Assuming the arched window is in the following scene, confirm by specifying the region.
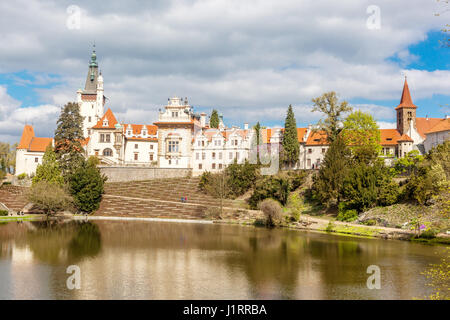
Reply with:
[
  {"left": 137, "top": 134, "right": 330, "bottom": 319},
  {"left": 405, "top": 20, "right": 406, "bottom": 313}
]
[{"left": 103, "top": 148, "right": 113, "bottom": 157}]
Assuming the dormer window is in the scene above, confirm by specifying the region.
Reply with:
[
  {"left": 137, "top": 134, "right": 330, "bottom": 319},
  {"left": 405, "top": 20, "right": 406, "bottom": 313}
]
[
  {"left": 127, "top": 130, "right": 132, "bottom": 136},
  {"left": 386, "top": 138, "right": 392, "bottom": 141},
  {"left": 103, "top": 119, "right": 109, "bottom": 127}
]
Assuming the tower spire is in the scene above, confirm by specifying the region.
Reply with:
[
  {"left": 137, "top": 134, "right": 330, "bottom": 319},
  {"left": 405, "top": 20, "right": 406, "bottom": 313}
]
[{"left": 396, "top": 76, "right": 417, "bottom": 110}]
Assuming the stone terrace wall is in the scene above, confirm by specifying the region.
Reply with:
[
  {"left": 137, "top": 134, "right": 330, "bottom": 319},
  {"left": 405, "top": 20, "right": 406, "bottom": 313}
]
[{"left": 99, "top": 166, "right": 192, "bottom": 182}]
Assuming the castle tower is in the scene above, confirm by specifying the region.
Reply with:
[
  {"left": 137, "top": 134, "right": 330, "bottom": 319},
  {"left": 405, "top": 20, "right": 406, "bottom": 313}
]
[
  {"left": 396, "top": 77, "right": 417, "bottom": 135},
  {"left": 78, "top": 46, "right": 106, "bottom": 138}
]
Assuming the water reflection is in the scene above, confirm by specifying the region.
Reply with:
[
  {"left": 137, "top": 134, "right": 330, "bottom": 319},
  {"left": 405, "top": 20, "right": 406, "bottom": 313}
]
[{"left": 0, "top": 220, "right": 446, "bottom": 299}]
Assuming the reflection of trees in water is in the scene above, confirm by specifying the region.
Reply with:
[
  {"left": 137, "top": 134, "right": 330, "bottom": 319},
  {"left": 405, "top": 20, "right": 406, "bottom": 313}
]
[
  {"left": 67, "top": 222, "right": 101, "bottom": 261},
  {"left": 19, "top": 220, "right": 102, "bottom": 265}
]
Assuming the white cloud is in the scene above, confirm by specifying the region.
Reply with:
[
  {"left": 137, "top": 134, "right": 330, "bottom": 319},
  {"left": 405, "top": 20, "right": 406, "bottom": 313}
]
[{"left": 0, "top": 0, "right": 449, "bottom": 140}]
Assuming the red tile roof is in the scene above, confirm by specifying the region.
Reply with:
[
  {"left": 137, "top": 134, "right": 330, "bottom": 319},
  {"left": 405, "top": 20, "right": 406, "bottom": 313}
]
[
  {"left": 379, "top": 129, "right": 401, "bottom": 145},
  {"left": 306, "top": 130, "right": 329, "bottom": 146},
  {"left": 92, "top": 108, "right": 118, "bottom": 129},
  {"left": 261, "top": 128, "right": 308, "bottom": 144},
  {"left": 416, "top": 117, "right": 446, "bottom": 138},
  {"left": 398, "top": 134, "right": 414, "bottom": 142},
  {"left": 29, "top": 137, "right": 53, "bottom": 152},
  {"left": 124, "top": 124, "right": 157, "bottom": 136},
  {"left": 17, "top": 125, "right": 52, "bottom": 152},
  {"left": 17, "top": 125, "right": 35, "bottom": 149},
  {"left": 395, "top": 78, "right": 417, "bottom": 110},
  {"left": 425, "top": 118, "right": 450, "bottom": 135}
]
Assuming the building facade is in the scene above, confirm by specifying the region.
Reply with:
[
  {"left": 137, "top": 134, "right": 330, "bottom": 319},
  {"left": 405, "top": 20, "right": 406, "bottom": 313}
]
[{"left": 16, "top": 50, "right": 449, "bottom": 176}]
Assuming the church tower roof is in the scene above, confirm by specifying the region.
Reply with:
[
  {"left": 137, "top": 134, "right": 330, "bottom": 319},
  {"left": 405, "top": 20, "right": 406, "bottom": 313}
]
[
  {"left": 395, "top": 77, "right": 417, "bottom": 110},
  {"left": 83, "top": 45, "right": 99, "bottom": 94}
]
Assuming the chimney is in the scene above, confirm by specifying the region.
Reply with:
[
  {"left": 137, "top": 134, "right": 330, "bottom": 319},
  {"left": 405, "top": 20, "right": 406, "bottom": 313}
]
[
  {"left": 244, "top": 123, "right": 248, "bottom": 130},
  {"left": 200, "top": 112, "right": 207, "bottom": 127}
]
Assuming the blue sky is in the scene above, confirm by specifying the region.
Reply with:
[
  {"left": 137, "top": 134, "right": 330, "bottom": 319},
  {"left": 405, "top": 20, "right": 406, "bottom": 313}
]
[{"left": 0, "top": 0, "right": 449, "bottom": 142}]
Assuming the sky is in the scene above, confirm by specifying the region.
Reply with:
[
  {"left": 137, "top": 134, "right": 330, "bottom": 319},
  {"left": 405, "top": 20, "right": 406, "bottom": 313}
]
[{"left": 0, "top": 0, "right": 449, "bottom": 143}]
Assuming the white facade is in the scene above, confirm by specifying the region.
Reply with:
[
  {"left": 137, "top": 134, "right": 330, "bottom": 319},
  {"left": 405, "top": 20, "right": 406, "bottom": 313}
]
[
  {"left": 15, "top": 149, "right": 45, "bottom": 176},
  {"left": 424, "top": 129, "right": 450, "bottom": 153}
]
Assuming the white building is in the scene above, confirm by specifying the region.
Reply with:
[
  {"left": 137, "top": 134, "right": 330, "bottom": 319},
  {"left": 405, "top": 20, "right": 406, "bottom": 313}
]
[
  {"left": 15, "top": 125, "right": 53, "bottom": 176},
  {"left": 16, "top": 51, "right": 450, "bottom": 177}
]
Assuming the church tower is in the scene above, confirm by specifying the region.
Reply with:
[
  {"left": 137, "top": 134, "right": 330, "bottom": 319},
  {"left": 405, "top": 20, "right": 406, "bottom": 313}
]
[
  {"left": 77, "top": 46, "right": 106, "bottom": 138},
  {"left": 396, "top": 77, "right": 417, "bottom": 135}
]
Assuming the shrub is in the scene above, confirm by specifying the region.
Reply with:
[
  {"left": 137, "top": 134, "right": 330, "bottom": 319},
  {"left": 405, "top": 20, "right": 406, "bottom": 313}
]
[
  {"left": 325, "top": 221, "right": 335, "bottom": 232},
  {"left": 0, "top": 210, "right": 8, "bottom": 216},
  {"left": 259, "top": 198, "right": 282, "bottom": 227},
  {"left": 17, "top": 173, "right": 27, "bottom": 180},
  {"left": 69, "top": 160, "right": 107, "bottom": 213},
  {"left": 26, "top": 181, "right": 73, "bottom": 216},
  {"left": 204, "top": 206, "right": 222, "bottom": 220},
  {"left": 249, "top": 171, "right": 306, "bottom": 209},
  {"left": 287, "top": 193, "right": 302, "bottom": 221},
  {"left": 32, "top": 145, "right": 64, "bottom": 186},
  {"left": 337, "top": 209, "right": 358, "bottom": 222},
  {"left": 378, "top": 180, "right": 400, "bottom": 206},
  {"left": 0, "top": 170, "right": 5, "bottom": 181},
  {"left": 419, "top": 229, "right": 438, "bottom": 239}
]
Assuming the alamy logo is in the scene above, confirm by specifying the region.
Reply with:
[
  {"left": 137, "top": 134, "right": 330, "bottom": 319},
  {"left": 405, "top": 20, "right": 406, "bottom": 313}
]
[
  {"left": 366, "top": 5, "right": 381, "bottom": 30},
  {"left": 249, "top": 143, "right": 280, "bottom": 175},
  {"left": 66, "top": 265, "right": 81, "bottom": 290},
  {"left": 66, "top": 5, "right": 81, "bottom": 30},
  {"left": 366, "top": 265, "right": 381, "bottom": 289}
]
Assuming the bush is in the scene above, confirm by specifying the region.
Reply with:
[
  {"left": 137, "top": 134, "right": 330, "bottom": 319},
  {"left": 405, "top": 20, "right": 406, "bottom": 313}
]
[
  {"left": 337, "top": 209, "right": 358, "bottom": 222},
  {"left": 419, "top": 229, "right": 438, "bottom": 239},
  {"left": 378, "top": 180, "right": 400, "bottom": 206},
  {"left": 204, "top": 206, "right": 222, "bottom": 220},
  {"left": 249, "top": 171, "right": 306, "bottom": 209},
  {"left": 17, "top": 173, "right": 27, "bottom": 180},
  {"left": 0, "top": 210, "right": 8, "bottom": 216},
  {"left": 0, "top": 170, "right": 5, "bottom": 181},
  {"left": 69, "top": 160, "right": 107, "bottom": 213},
  {"left": 259, "top": 198, "right": 282, "bottom": 227},
  {"left": 287, "top": 193, "right": 302, "bottom": 221},
  {"left": 26, "top": 181, "right": 73, "bottom": 216}
]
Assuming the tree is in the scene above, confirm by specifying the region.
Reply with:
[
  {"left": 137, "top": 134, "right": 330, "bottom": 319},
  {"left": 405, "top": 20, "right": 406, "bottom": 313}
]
[
  {"left": 340, "top": 163, "right": 378, "bottom": 212},
  {"left": 259, "top": 198, "right": 283, "bottom": 227},
  {"left": 252, "top": 122, "right": 262, "bottom": 164},
  {"left": 393, "top": 150, "right": 424, "bottom": 176},
  {"left": 32, "top": 145, "right": 64, "bottom": 186},
  {"left": 69, "top": 159, "right": 107, "bottom": 213},
  {"left": 203, "top": 171, "right": 229, "bottom": 216},
  {"left": 341, "top": 110, "right": 381, "bottom": 164},
  {"left": 210, "top": 109, "right": 220, "bottom": 128},
  {"left": 435, "top": 0, "right": 449, "bottom": 47},
  {"left": 54, "top": 102, "right": 85, "bottom": 179},
  {"left": 312, "top": 135, "right": 351, "bottom": 206},
  {"left": 26, "top": 181, "right": 73, "bottom": 216},
  {"left": 281, "top": 105, "right": 299, "bottom": 168},
  {"left": 311, "top": 92, "right": 352, "bottom": 143},
  {"left": 0, "top": 142, "right": 17, "bottom": 174},
  {"left": 422, "top": 247, "right": 449, "bottom": 300}
]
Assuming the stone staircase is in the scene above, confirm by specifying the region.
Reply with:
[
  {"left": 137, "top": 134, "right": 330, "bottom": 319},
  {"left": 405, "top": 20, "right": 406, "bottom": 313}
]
[
  {"left": 96, "top": 177, "right": 246, "bottom": 218},
  {"left": 0, "top": 185, "right": 28, "bottom": 212}
]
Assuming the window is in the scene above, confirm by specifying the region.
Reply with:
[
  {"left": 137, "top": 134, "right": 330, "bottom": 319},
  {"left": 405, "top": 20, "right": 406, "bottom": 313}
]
[
  {"left": 202, "top": 141, "right": 205, "bottom": 147},
  {"left": 212, "top": 152, "right": 216, "bottom": 160},
  {"left": 322, "top": 148, "right": 326, "bottom": 154},
  {"left": 35, "top": 157, "right": 39, "bottom": 163},
  {"left": 135, "top": 144, "right": 138, "bottom": 149},
  {"left": 236, "top": 152, "right": 239, "bottom": 160},
  {"left": 196, "top": 153, "right": 199, "bottom": 160},
  {"left": 172, "top": 112, "right": 178, "bottom": 118},
  {"left": 219, "top": 152, "right": 222, "bottom": 160},
  {"left": 168, "top": 159, "right": 171, "bottom": 165},
  {"left": 150, "top": 145, "right": 153, "bottom": 150},
  {"left": 100, "top": 134, "right": 111, "bottom": 143},
  {"left": 100, "top": 134, "right": 105, "bottom": 142},
  {"left": 168, "top": 140, "right": 179, "bottom": 153},
  {"left": 198, "top": 141, "right": 201, "bottom": 147},
  {"left": 199, "top": 164, "right": 202, "bottom": 169},
  {"left": 88, "top": 116, "right": 91, "bottom": 122},
  {"left": 105, "top": 134, "right": 111, "bottom": 143},
  {"left": 202, "top": 152, "right": 206, "bottom": 160},
  {"left": 218, "top": 164, "right": 222, "bottom": 169},
  {"left": 134, "top": 153, "right": 138, "bottom": 161},
  {"left": 103, "top": 120, "right": 109, "bottom": 127},
  {"left": 212, "top": 163, "right": 216, "bottom": 169},
  {"left": 307, "top": 159, "right": 311, "bottom": 167},
  {"left": 127, "top": 130, "right": 131, "bottom": 135},
  {"left": 150, "top": 154, "right": 153, "bottom": 161},
  {"left": 103, "top": 148, "right": 113, "bottom": 157},
  {"left": 308, "top": 148, "right": 312, "bottom": 154},
  {"left": 229, "top": 152, "right": 232, "bottom": 160}
]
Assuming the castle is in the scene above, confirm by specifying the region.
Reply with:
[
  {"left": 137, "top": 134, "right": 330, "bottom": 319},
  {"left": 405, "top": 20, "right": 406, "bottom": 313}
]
[{"left": 15, "top": 49, "right": 450, "bottom": 176}]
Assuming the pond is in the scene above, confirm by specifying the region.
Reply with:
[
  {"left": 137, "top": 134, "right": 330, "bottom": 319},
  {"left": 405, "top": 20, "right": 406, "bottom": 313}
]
[{"left": 0, "top": 219, "right": 446, "bottom": 299}]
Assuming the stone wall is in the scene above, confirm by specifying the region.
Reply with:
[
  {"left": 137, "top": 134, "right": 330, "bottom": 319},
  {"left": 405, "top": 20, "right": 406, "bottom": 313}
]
[{"left": 99, "top": 166, "right": 192, "bottom": 182}]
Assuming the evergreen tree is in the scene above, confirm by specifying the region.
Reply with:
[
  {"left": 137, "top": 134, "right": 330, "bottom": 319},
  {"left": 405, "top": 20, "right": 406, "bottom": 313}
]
[
  {"left": 54, "top": 102, "right": 85, "bottom": 179},
  {"left": 312, "top": 135, "right": 351, "bottom": 206},
  {"left": 210, "top": 109, "right": 219, "bottom": 128},
  {"left": 32, "top": 145, "right": 64, "bottom": 186},
  {"left": 281, "top": 105, "right": 299, "bottom": 168},
  {"left": 69, "top": 159, "right": 107, "bottom": 213},
  {"left": 311, "top": 92, "right": 352, "bottom": 143},
  {"left": 251, "top": 122, "right": 262, "bottom": 164}
]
